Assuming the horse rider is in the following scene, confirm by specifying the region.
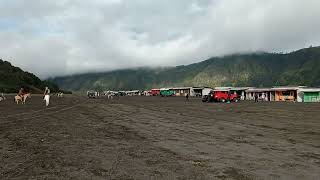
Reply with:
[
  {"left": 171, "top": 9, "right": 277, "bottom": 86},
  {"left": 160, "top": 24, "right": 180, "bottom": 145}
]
[
  {"left": 43, "top": 87, "right": 51, "bottom": 107},
  {"left": 18, "top": 88, "right": 25, "bottom": 98}
]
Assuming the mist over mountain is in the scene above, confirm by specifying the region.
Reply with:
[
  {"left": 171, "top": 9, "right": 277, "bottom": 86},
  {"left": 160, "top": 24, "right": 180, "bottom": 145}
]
[
  {"left": 51, "top": 46, "right": 320, "bottom": 91},
  {"left": 2, "top": 1, "right": 320, "bottom": 78}
]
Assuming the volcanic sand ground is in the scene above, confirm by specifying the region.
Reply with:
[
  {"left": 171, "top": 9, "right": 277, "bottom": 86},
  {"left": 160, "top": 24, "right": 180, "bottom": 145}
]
[{"left": 0, "top": 95, "right": 319, "bottom": 180}]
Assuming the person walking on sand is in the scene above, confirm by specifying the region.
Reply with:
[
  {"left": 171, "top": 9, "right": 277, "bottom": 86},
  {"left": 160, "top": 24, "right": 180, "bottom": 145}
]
[{"left": 43, "top": 87, "right": 50, "bottom": 107}]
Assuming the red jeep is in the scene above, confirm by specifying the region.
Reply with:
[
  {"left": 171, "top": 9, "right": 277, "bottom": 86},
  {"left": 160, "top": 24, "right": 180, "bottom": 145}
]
[
  {"left": 204, "top": 90, "right": 239, "bottom": 103},
  {"left": 151, "top": 89, "right": 160, "bottom": 96}
]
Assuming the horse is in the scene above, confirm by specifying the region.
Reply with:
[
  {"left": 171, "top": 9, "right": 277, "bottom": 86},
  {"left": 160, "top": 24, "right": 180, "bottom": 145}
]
[
  {"left": 0, "top": 93, "right": 5, "bottom": 102},
  {"left": 15, "top": 93, "right": 31, "bottom": 104}
]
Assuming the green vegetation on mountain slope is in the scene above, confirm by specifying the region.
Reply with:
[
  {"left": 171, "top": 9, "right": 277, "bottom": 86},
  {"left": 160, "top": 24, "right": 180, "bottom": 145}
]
[
  {"left": 51, "top": 46, "right": 320, "bottom": 91},
  {"left": 0, "top": 59, "right": 59, "bottom": 93}
]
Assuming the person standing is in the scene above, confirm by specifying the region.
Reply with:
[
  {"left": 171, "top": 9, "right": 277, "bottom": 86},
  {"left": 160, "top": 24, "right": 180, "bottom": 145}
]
[
  {"left": 186, "top": 93, "right": 189, "bottom": 101},
  {"left": 254, "top": 93, "right": 259, "bottom": 102},
  {"left": 43, "top": 87, "right": 50, "bottom": 107},
  {"left": 261, "top": 93, "right": 266, "bottom": 102}
]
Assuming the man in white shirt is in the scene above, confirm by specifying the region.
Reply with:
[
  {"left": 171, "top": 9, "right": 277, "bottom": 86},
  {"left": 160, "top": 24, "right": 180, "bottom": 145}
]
[{"left": 43, "top": 87, "right": 50, "bottom": 107}]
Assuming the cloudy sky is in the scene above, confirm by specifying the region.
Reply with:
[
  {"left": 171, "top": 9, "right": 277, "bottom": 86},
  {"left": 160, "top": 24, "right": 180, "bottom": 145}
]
[{"left": 1, "top": 0, "right": 320, "bottom": 78}]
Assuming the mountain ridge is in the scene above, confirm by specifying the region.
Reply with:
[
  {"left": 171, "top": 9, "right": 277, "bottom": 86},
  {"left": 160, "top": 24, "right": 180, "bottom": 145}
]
[{"left": 51, "top": 46, "right": 320, "bottom": 91}]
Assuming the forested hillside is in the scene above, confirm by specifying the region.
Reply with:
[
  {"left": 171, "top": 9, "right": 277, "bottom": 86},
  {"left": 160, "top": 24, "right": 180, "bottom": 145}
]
[
  {"left": 52, "top": 46, "right": 320, "bottom": 91},
  {"left": 0, "top": 59, "right": 59, "bottom": 93}
]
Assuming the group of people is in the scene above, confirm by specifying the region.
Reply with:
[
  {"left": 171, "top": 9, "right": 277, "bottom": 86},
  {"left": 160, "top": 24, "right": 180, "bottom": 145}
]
[{"left": 15, "top": 87, "right": 51, "bottom": 107}]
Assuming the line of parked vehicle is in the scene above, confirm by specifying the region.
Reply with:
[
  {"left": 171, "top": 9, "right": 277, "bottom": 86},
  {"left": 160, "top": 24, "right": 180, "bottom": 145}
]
[
  {"left": 86, "top": 85, "right": 320, "bottom": 103},
  {"left": 86, "top": 88, "right": 240, "bottom": 103},
  {"left": 87, "top": 89, "right": 177, "bottom": 98},
  {"left": 87, "top": 90, "right": 143, "bottom": 98}
]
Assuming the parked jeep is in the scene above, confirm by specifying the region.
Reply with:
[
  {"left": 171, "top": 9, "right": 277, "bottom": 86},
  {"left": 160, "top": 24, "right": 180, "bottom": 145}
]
[
  {"left": 160, "top": 88, "right": 175, "bottom": 97},
  {"left": 203, "top": 90, "right": 239, "bottom": 103},
  {"left": 87, "top": 90, "right": 98, "bottom": 98}
]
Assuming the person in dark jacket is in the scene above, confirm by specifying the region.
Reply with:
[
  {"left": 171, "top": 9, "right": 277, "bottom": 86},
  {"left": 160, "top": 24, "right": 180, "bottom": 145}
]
[{"left": 254, "top": 93, "right": 259, "bottom": 102}]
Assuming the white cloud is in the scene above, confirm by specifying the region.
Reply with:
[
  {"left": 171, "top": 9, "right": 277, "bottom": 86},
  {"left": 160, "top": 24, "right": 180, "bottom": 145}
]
[{"left": 0, "top": 0, "right": 320, "bottom": 78}]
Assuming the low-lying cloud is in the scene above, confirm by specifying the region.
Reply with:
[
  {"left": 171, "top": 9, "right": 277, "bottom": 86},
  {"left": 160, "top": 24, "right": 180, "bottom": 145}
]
[{"left": 1, "top": 0, "right": 320, "bottom": 78}]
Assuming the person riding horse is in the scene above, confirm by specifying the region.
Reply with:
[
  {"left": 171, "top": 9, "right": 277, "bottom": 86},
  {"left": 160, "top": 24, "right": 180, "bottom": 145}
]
[
  {"left": 18, "top": 88, "right": 26, "bottom": 97},
  {"left": 14, "top": 88, "right": 31, "bottom": 104}
]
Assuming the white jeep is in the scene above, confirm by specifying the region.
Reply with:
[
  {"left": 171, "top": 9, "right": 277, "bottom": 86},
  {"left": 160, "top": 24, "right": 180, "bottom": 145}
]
[{"left": 87, "top": 90, "right": 98, "bottom": 98}]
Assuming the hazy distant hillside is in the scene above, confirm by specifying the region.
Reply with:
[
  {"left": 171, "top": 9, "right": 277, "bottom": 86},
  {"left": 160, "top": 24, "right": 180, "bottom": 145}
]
[
  {"left": 0, "top": 59, "right": 59, "bottom": 93},
  {"left": 52, "top": 46, "right": 320, "bottom": 91}
]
